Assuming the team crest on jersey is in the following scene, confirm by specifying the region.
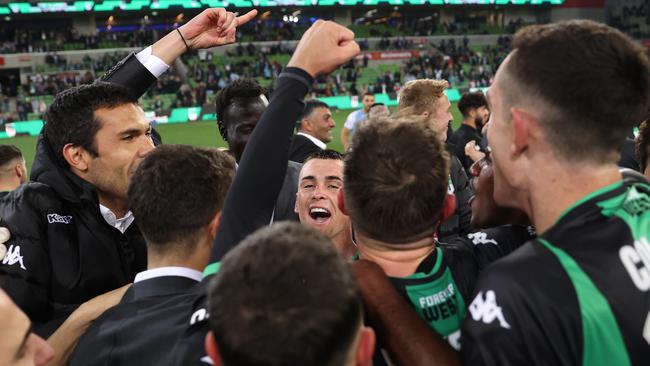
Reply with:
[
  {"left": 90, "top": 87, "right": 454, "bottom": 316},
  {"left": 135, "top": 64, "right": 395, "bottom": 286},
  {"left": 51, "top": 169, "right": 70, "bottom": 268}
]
[
  {"left": 467, "top": 232, "right": 498, "bottom": 246},
  {"left": 47, "top": 213, "right": 73, "bottom": 224},
  {"left": 2, "top": 244, "right": 26, "bottom": 270},
  {"left": 622, "top": 187, "right": 650, "bottom": 216},
  {"left": 469, "top": 290, "right": 511, "bottom": 329}
]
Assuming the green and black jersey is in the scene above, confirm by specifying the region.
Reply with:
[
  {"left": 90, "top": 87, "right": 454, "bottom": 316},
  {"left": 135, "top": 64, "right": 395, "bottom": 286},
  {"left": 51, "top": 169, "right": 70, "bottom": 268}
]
[{"left": 462, "top": 179, "right": 650, "bottom": 365}]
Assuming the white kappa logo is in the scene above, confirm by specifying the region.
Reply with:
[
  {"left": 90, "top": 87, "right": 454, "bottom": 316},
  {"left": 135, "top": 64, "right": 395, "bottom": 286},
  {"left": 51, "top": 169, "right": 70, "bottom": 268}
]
[
  {"left": 469, "top": 290, "right": 511, "bottom": 329},
  {"left": 468, "top": 232, "right": 498, "bottom": 246},
  {"left": 47, "top": 214, "right": 72, "bottom": 224},
  {"left": 2, "top": 244, "right": 26, "bottom": 270}
]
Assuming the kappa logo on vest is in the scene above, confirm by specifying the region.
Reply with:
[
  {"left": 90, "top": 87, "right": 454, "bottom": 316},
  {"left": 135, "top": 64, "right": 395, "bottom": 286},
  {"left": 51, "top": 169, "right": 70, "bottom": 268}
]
[
  {"left": 47, "top": 213, "right": 72, "bottom": 225},
  {"left": 468, "top": 232, "right": 498, "bottom": 246},
  {"left": 2, "top": 244, "right": 26, "bottom": 270},
  {"left": 190, "top": 308, "right": 209, "bottom": 325},
  {"left": 469, "top": 290, "right": 511, "bottom": 329}
]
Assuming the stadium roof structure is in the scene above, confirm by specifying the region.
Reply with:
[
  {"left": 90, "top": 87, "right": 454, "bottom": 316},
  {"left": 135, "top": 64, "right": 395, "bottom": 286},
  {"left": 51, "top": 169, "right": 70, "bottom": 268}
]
[{"left": 0, "top": 0, "right": 566, "bottom": 14}]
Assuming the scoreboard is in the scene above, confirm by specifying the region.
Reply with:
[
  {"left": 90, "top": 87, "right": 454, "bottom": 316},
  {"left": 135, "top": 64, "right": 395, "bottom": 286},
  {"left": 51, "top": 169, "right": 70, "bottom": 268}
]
[{"left": 0, "top": 0, "right": 566, "bottom": 14}]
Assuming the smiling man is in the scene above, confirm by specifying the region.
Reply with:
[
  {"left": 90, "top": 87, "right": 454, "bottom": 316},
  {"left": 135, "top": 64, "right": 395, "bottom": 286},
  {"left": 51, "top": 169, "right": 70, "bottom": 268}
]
[
  {"left": 462, "top": 20, "right": 650, "bottom": 365},
  {"left": 294, "top": 150, "right": 354, "bottom": 258},
  {"left": 289, "top": 100, "right": 336, "bottom": 163},
  {"left": 0, "top": 7, "right": 254, "bottom": 337},
  {"left": 0, "top": 83, "right": 152, "bottom": 337}
]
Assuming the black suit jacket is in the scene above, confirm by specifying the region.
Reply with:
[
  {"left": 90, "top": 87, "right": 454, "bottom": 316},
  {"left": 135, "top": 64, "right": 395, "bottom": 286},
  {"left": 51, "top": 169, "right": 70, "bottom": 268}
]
[
  {"left": 69, "top": 275, "right": 204, "bottom": 366},
  {"left": 289, "top": 133, "right": 323, "bottom": 163},
  {"left": 100, "top": 53, "right": 300, "bottom": 222}
]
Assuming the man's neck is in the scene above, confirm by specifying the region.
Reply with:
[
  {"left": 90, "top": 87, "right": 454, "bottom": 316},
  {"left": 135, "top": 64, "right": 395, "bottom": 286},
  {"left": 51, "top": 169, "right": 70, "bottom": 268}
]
[
  {"left": 357, "top": 234, "right": 435, "bottom": 277},
  {"left": 330, "top": 226, "right": 356, "bottom": 260},
  {"left": 527, "top": 160, "right": 622, "bottom": 234},
  {"left": 98, "top": 194, "right": 129, "bottom": 219},
  {"left": 0, "top": 181, "right": 19, "bottom": 192},
  {"left": 462, "top": 118, "right": 476, "bottom": 130}
]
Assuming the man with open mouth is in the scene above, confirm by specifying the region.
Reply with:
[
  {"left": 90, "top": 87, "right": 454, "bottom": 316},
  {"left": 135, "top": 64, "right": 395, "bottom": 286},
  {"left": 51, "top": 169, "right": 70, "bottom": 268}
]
[{"left": 294, "top": 149, "right": 355, "bottom": 259}]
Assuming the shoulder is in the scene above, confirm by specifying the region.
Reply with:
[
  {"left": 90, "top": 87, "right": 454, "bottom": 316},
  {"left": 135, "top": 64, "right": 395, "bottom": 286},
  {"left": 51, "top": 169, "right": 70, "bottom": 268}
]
[{"left": 0, "top": 182, "right": 63, "bottom": 221}]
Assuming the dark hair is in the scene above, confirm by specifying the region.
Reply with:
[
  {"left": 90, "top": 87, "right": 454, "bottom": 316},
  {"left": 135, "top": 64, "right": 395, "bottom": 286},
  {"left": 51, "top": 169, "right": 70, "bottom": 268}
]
[
  {"left": 370, "top": 102, "right": 385, "bottom": 109},
  {"left": 208, "top": 222, "right": 362, "bottom": 366},
  {"left": 637, "top": 120, "right": 650, "bottom": 172},
  {"left": 215, "top": 79, "right": 265, "bottom": 141},
  {"left": 44, "top": 82, "right": 138, "bottom": 168},
  {"left": 457, "top": 92, "right": 488, "bottom": 118},
  {"left": 506, "top": 20, "right": 650, "bottom": 163},
  {"left": 362, "top": 92, "right": 374, "bottom": 99},
  {"left": 0, "top": 145, "right": 23, "bottom": 167},
  {"left": 303, "top": 149, "right": 344, "bottom": 164},
  {"left": 297, "top": 100, "right": 330, "bottom": 131},
  {"left": 128, "top": 145, "right": 235, "bottom": 255},
  {"left": 345, "top": 115, "right": 449, "bottom": 244}
]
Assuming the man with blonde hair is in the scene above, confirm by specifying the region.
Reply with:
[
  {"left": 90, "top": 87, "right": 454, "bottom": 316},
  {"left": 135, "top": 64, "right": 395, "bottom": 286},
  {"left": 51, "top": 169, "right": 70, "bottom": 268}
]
[{"left": 398, "top": 79, "right": 473, "bottom": 242}]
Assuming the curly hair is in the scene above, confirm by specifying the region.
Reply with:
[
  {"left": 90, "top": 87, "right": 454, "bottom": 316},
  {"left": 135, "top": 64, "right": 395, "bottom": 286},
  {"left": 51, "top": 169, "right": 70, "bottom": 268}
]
[{"left": 214, "top": 79, "right": 265, "bottom": 142}]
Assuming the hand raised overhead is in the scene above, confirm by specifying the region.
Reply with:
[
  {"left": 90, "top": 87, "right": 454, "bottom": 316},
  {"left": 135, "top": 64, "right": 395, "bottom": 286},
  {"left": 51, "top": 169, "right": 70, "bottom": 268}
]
[
  {"left": 287, "top": 20, "right": 360, "bottom": 78},
  {"left": 179, "top": 8, "right": 258, "bottom": 50}
]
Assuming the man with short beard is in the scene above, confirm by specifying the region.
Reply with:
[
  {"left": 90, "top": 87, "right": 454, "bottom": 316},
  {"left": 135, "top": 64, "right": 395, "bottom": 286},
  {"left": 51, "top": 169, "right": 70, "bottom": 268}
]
[{"left": 449, "top": 91, "right": 489, "bottom": 173}]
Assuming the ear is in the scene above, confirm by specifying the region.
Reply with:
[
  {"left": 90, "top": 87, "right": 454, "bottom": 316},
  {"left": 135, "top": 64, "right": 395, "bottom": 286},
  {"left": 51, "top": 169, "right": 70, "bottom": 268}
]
[
  {"left": 14, "top": 163, "right": 25, "bottom": 180},
  {"left": 510, "top": 108, "right": 534, "bottom": 156},
  {"left": 338, "top": 188, "right": 348, "bottom": 215},
  {"left": 356, "top": 326, "right": 376, "bottom": 366},
  {"left": 204, "top": 331, "right": 223, "bottom": 366},
  {"left": 208, "top": 211, "right": 222, "bottom": 238},
  {"left": 294, "top": 192, "right": 299, "bottom": 214},
  {"left": 440, "top": 194, "right": 456, "bottom": 222},
  {"left": 62, "top": 143, "right": 90, "bottom": 172}
]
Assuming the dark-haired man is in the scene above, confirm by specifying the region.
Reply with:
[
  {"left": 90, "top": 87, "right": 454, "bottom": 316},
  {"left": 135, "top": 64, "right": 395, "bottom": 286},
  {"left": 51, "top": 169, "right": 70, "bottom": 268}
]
[
  {"left": 341, "top": 92, "right": 374, "bottom": 151},
  {"left": 206, "top": 222, "right": 374, "bottom": 366},
  {"left": 0, "top": 145, "right": 27, "bottom": 195},
  {"left": 341, "top": 115, "right": 523, "bottom": 360},
  {"left": 462, "top": 20, "right": 650, "bottom": 365},
  {"left": 294, "top": 149, "right": 354, "bottom": 258},
  {"left": 70, "top": 145, "right": 235, "bottom": 366},
  {"left": 289, "top": 99, "right": 335, "bottom": 163},
  {"left": 214, "top": 78, "right": 300, "bottom": 221},
  {"left": 449, "top": 91, "right": 489, "bottom": 173},
  {"left": 0, "top": 8, "right": 255, "bottom": 336}
]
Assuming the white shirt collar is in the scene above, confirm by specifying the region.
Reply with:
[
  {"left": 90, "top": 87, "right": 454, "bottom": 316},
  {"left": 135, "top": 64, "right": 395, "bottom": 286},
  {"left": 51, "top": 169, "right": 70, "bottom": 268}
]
[
  {"left": 297, "top": 132, "right": 327, "bottom": 149},
  {"left": 99, "top": 204, "right": 135, "bottom": 234},
  {"left": 134, "top": 266, "right": 203, "bottom": 283}
]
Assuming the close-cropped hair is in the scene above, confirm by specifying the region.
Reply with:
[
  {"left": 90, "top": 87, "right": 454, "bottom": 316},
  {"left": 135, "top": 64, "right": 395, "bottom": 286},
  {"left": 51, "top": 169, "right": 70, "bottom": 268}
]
[
  {"left": 0, "top": 145, "right": 23, "bottom": 167},
  {"left": 637, "top": 120, "right": 650, "bottom": 172},
  {"left": 215, "top": 78, "right": 265, "bottom": 141},
  {"left": 44, "top": 82, "right": 138, "bottom": 168},
  {"left": 208, "top": 222, "right": 363, "bottom": 366},
  {"left": 398, "top": 79, "right": 449, "bottom": 115},
  {"left": 127, "top": 144, "right": 235, "bottom": 255},
  {"left": 344, "top": 114, "right": 450, "bottom": 244},
  {"left": 505, "top": 20, "right": 650, "bottom": 163},
  {"left": 303, "top": 149, "right": 344, "bottom": 164},
  {"left": 297, "top": 100, "right": 330, "bottom": 131},
  {"left": 458, "top": 92, "right": 488, "bottom": 118}
]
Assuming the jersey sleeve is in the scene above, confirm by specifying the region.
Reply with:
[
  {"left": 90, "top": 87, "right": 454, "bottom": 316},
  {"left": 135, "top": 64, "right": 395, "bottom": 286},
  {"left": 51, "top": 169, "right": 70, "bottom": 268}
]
[
  {"left": 0, "top": 189, "right": 52, "bottom": 326},
  {"left": 460, "top": 226, "right": 534, "bottom": 270}
]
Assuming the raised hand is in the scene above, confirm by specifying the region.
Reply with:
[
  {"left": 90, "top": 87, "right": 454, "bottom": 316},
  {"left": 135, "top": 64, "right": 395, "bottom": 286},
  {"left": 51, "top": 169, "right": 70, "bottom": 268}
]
[
  {"left": 287, "top": 20, "right": 360, "bottom": 78},
  {"left": 179, "top": 8, "right": 258, "bottom": 50}
]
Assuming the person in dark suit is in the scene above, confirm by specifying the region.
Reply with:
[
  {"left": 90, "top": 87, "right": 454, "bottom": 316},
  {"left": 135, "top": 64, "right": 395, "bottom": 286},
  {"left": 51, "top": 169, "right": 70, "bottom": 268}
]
[
  {"left": 289, "top": 100, "right": 335, "bottom": 163},
  {"left": 215, "top": 79, "right": 301, "bottom": 221},
  {"left": 69, "top": 145, "right": 236, "bottom": 366}
]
